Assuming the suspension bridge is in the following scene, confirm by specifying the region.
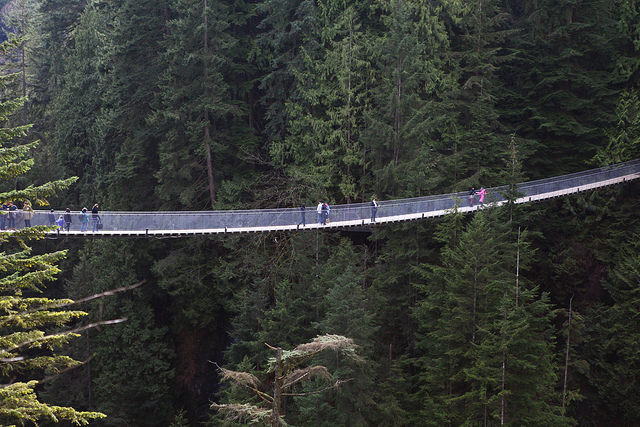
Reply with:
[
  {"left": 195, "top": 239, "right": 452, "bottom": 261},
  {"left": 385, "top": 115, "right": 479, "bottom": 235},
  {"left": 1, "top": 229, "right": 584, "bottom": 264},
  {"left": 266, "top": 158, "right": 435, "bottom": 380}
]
[{"left": 12, "top": 159, "right": 640, "bottom": 238}]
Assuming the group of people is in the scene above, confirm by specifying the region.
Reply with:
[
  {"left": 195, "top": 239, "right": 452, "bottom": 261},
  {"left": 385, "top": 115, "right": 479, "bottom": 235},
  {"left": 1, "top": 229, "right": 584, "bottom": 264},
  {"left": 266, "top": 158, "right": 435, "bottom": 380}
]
[
  {"left": 0, "top": 201, "right": 103, "bottom": 232},
  {"left": 0, "top": 201, "right": 30, "bottom": 230},
  {"left": 48, "top": 204, "right": 101, "bottom": 232},
  {"left": 468, "top": 187, "right": 487, "bottom": 206},
  {"left": 295, "top": 197, "right": 379, "bottom": 228}
]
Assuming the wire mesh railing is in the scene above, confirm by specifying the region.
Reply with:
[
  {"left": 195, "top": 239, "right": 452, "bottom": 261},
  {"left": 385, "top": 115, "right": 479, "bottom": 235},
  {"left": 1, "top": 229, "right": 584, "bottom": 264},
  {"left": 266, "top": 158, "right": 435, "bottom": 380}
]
[{"left": 5, "top": 158, "right": 639, "bottom": 233}]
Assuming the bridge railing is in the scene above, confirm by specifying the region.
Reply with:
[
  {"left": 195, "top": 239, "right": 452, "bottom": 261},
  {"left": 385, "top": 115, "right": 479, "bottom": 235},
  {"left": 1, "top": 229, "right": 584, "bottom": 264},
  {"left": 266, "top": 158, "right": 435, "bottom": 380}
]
[{"left": 19, "top": 158, "right": 640, "bottom": 232}]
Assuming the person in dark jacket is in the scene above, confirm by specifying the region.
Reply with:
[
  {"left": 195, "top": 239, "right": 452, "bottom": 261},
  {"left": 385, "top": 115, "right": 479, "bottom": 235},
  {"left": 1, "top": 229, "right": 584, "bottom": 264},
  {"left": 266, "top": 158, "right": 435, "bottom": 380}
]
[
  {"left": 63, "top": 208, "right": 72, "bottom": 232},
  {"left": 91, "top": 204, "right": 100, "bottom": 232},
  {"left": 0, "top": 202, "right": 7, "bottom": 230},
  {"left": 48, "top": 209, "right": 56, "bottom": 226},
  {"left": 7, "top": 201, "right": 17, "bottom": 230}
]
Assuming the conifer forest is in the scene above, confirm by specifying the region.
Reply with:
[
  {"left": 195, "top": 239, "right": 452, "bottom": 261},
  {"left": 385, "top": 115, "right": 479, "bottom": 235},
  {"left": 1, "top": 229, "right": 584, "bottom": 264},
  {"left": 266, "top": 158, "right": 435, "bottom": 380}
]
[{"left": 1, "top": 0, "right": 640, "bottom": 425}]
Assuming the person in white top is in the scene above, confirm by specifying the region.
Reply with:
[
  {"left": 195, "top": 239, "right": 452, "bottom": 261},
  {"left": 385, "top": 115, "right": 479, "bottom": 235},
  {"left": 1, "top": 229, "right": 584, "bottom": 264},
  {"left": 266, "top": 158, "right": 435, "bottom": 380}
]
[
  {"left": 317, "top": 201, "right": 323, "bottom": 224},
  {"left": 370, "top": 197, "right": 379, "bottom": 222}
]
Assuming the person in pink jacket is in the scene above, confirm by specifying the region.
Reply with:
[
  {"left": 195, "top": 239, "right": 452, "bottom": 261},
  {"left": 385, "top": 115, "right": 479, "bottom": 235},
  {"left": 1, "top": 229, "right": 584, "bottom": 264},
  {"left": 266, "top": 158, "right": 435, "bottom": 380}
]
[{"left": 477, "top": 187, "right": 487, "bottom": 204}]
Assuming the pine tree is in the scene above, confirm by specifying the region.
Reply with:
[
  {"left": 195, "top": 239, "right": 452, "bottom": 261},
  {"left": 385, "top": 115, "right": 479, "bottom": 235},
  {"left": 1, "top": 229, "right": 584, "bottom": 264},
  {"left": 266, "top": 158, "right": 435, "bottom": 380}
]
[
  {"left": 0, "top": 51, "right": 103, "bottom": 424},
  {"left": 502, "top": 0, "right": 624, "bottom": 176},
  {"left": 98, "top": 0, "right": 167, "bottom": 209},
  {"left": 579, "top": 228, "right": 640, "bottom": 424},
  {"left": 443, "top": 0, "right": 518, "bottom": 187},
  {"left": 212, "top": 334, "right": 361, "bottom": 427},
  {"left": 278, "top": 0, "right": 373, "bottom": 202},
  {"left": 152, "top": 0, "right": 243, "bottom": 209},
  {"left": 62, "top": 240, "right": 175, "bottom": 426},
  {"left": 47, "top": 3, "right": 110, "bottom": 204},
  {"left": 296, "top": 240, "right": 382, "bottom": 426},
  {"left": 411, "top": 207, "right": 567, "bottom": 425},
  {"left": 363, "top": 0, "right": 454, "bottom": 198}
]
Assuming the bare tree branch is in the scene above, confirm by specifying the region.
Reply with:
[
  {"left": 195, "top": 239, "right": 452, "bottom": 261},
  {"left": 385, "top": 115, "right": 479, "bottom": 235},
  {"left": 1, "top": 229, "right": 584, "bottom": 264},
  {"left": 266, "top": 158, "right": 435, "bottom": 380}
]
[
  {"left": 4, "top": 318, "right": 127, "bottom": 354},
  {"left": 209, "top": 361, "right": 273, "bottom": 404},
  {"left": 282, "top": 378, "right": 353, "bottom": 397},
  {"left": 14, "top": 280, "right": 146, "bottom": 317},
  {"left": 39, "top": 356, "right": 94, "bottom": 384}
]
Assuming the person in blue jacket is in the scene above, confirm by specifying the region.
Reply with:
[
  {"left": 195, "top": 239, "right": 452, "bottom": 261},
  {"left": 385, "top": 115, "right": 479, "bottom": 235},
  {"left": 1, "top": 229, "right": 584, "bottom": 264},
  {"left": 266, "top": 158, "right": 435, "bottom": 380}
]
[{"left": 80, "top": 208, "right": 90, "bottom": 232}]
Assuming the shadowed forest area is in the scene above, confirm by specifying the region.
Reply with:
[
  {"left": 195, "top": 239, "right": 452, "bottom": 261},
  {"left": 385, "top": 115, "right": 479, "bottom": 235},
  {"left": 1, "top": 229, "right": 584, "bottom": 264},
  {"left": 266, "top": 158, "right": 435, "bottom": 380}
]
[{"left": 0, "top": 0, "right": 639, "bottom": 425}]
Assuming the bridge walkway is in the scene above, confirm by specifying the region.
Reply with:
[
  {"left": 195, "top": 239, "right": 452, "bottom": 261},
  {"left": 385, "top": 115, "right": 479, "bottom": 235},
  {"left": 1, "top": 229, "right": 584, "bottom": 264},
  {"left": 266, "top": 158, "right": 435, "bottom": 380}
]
[{"left": 11, "top": 159, "right": 639, "bottom": 238}]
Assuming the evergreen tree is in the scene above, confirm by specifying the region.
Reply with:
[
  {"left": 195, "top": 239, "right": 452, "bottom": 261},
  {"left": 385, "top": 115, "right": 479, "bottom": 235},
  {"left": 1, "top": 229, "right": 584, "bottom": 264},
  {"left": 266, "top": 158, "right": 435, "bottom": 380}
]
[
  {"left": 278, "top": 0, "right": 373, "bottom": 202},
  {"left": 0, "top": 56, "right": 102, "bottom": 424},
  {"left": 47, "top": 3, "right": 110, "bottom": 204},
  {"left": 295, "top": 240, "right": 382, "bottom": 426},
  {"left": 363, "top": 0, "right": 454, "bottom": 198},
  {"left": 595, "top": 88, "right": 640, "bottom": 165},
  {"left": 213, "top": 334, "right": 361, "bottom": 426},
  {"left": 443, "top": 0, "right": 518, "bottom": 187},
  {"left": 578, "top": 228, "right": 640, "bottom": 425},
  {"left": 63, "top": 240, "right": 175, "bottom": 426},
  {"left": 152, "top": 0, "right": 245, "bottom": 209},
  {"left": 411, "top": 207, "right": 566, "bottom": 425},
  {"left": 503, "top": 0, "right": 624, "bottom": 176},
  {"left": 98, "top": 0, "right": 167, "bottom": 209}
]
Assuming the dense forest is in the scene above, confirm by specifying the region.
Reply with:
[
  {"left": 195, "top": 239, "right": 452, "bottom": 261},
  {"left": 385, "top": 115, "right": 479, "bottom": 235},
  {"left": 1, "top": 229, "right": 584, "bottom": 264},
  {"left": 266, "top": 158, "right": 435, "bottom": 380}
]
[{"left": 0, "top": 0, "right": 639, "bottom": 425}]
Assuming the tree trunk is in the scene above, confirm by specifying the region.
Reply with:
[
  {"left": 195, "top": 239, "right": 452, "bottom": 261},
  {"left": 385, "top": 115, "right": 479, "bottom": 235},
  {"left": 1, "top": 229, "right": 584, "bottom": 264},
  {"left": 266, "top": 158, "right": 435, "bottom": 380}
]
[
  {"left": 272, "top": 347, "right": 282, "bottom": 426},
  {"left": 203, "top": 0, "right": 215, "bottom": 208},
  {"left": 562, "top": 295, "right": 573, "bottom": 410},
  {"left": 515, "top": 227, "right": 520, "bottom": 307},
  {"left": 164, "top": 0, "right": 170, "bottom": 35}
]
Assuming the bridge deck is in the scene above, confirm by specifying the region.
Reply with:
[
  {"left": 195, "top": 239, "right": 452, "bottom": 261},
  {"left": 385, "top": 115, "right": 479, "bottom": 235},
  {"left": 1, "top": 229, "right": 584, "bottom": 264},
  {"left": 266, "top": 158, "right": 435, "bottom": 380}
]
[{"left": 26, "top": 159, "right": 638, "bottom": 238}]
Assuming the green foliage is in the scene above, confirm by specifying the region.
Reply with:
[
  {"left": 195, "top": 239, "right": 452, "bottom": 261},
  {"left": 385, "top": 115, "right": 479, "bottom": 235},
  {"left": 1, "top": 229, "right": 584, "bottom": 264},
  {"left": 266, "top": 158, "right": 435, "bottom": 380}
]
[
  {"left": 0, "top": 61, "right": 102, "bottom": 424},
  {"left": 578, "top": 228, "right": 640, "bottom": 424},
  {"left": 213, "top": 334, "right": 361, "bottom": 426},
  {"left": 64, "top": 240, "right": 175, "bottom": 426},
  {"left": 17, "top": 0, "right": 640, "bottom": 424},
  {"left": 595, "top": 89, "right": 640, "bottom": 164},
  {"left": 410, "top": 207, "right": 568, "bottom": 425},
  {"left": 503, "top": 0, "right": 624, "bottom": 176}
]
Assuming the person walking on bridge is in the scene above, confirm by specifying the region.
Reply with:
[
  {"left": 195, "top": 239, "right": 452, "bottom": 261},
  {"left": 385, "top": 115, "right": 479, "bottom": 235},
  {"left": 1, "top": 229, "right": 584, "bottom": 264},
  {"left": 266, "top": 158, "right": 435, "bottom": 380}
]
[
  {"left": 469, "top": 187, "right": 476, "bottom": 206},
  {"left": 80, "top": 208, "right": 90, "bottom": 232},
  {"left": 0, "top": 202, "right": 7, "bottom": 230},
  {"left": 317, "top": 201, "right": 324, "bottom": 225},
  {"left": 371, "top": 197, "right": 379, "bottom": 222},
  {"left": 477, "top": 187, "right": 487, "bottom": 205},
  {"left": 323, "top": 202, "right": 330, "bottom": 225},
  {"left": 22, "top": 201, "right": 34, "bottom": 228},
  {"left": 63, "top": 208, "right": 73, "bottom": 232},
  {"left": 91, "top": 204, "right": 100, "bottom": 232},
  {"left": 7, "top": 201, "right": 17, "bottom": 230}
]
